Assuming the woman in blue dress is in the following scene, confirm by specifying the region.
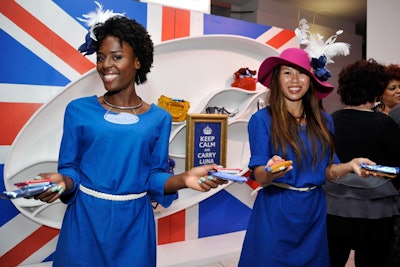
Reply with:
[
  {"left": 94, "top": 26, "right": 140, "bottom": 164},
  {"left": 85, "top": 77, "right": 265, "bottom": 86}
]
[
  {"left": 33, "top": 3, "right": 226, "bottom": 267},
  {"left": 238, "top": 48, "right": 374, "bottom": 267}
]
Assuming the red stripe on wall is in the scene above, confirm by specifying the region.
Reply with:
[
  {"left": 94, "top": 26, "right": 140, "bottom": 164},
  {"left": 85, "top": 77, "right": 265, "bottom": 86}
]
[
  {"left": 161, "top": 6, "right": 176, "bottom": 41},
  {"left": 0, "top": 225, "right": 59, "bottom": 267},
  {"left": 0, "top": 0, "right": 95, "bottom": 75},
  {"left": 174, "top": 9, "right": 190, "bottom": 38},
  {"left": 0, "top": 102, "right": 42, "bottom": 145},
  {"left": 157, "top": 210, "right": 186, "bottom": 245},
  {"left": 161, "top": 7, "right": 191, "bottom": 41},
  {"left": 266, "top": 29, "right": 295, "bottom": 49}
]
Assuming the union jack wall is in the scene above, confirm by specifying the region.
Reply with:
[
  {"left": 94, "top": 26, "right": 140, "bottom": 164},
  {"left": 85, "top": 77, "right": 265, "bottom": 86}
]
[{"left": 0, "top": 0, "right": 298, "bottom": 265}]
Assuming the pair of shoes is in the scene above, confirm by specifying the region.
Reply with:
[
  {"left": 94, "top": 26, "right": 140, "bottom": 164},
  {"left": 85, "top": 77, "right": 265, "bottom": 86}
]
[{"left": 205, "top": 106, "right": 239, "bottom": 117}]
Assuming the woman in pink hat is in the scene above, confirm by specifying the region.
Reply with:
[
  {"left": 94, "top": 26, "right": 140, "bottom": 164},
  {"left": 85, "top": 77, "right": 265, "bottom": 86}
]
[{"left": 238, "top": 47, "right": 374, "bottom": 267}]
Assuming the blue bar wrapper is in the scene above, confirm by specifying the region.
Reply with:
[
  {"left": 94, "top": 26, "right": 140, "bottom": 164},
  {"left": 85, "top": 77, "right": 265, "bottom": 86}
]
[
  {"left": 360, "top": 163, "right": 399, "bottom": 176},
  {"left": 208, "top": 171, "right": 249, "bottom": 183},
  {"left": 2, "top": 183, "right": 56, "bottom": 199}
]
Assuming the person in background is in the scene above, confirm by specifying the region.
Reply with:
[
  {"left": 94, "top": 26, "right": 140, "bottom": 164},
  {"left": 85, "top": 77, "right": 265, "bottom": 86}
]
[
  {"left": 374, "top": 63, "right": 400, "bottom": 267},
  {"left": 238, "top": 47, "right": 374, "bottom": 267},
  {"left": 325, "top": 59, "right": 400, "bottom": 267},
  {"left": 33, "top": 3, "right": 226, "bottom": 267},
  {"left": 373, "top": 64, "right": 400, "bottom": 119},
  {"left": 389, "top": 104, "right": 400, "bottom": 126}
]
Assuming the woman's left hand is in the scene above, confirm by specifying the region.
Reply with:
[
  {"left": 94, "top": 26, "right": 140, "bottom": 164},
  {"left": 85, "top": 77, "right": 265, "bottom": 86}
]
[{"left": 185, "top": 164, "right": 228, "bottom": 192}]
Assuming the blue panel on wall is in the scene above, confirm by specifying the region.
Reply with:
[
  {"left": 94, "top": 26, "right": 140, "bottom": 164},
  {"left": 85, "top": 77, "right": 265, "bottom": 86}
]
[
  {"left": 198, "top": 189, "right": 251, "bottom": 238},
  {"left": 204, "top": 13, "right": 271, "bottom": 39},
  {"left": 53, "top": 0, "right": 148, "bottom": 29},
  {"left": 0, "top": 165, "right": 20, "bottom": 227},
  {"left": 0, "top": 30, "right": 70, "bottom": 86},
  {"left": 43, "top": 252, "right": 54, "bottom": 263}
]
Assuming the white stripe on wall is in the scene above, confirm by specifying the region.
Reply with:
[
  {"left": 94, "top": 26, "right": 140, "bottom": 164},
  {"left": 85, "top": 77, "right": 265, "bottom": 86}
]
[
  {"left": 0, "top": 84, "right": 64, "bottom": 103},
  {"left": 185, "top": 204, "right": 199, "bottom": 240}
]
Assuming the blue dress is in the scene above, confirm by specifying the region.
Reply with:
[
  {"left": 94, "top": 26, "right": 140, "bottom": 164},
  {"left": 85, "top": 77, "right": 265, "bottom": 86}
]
[
  {"left": 52, "top": 96, "right": 176, "bottom": 267},
  {"left": 239, "top": 108, "right": 338, "bottom": 267}
]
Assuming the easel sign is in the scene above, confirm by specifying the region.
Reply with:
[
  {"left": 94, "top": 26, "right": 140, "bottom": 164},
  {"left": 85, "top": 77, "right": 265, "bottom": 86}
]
[{"left": 186, "top": 114, "right": 228, "bottom": 170}]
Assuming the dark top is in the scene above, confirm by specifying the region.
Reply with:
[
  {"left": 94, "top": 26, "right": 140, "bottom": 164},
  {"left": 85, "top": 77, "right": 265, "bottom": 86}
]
[
  {"left": 324, "top": 109, "right": 400, "bottom": 219},
  {"left": 389, "top": 105, "right": 400, "bottom": 127},
  {"left": 332, "top": 109, "right": 400, "bottom": 167}
]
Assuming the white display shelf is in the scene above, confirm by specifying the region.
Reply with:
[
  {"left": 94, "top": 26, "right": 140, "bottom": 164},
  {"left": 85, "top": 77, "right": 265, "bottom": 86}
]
[
  {"left": 4, "top": 35, "right": 278, "bottom": 228},
  {"left": 199, "top": 87, "right": 269, "bottom": 121},
  {"left": 168, "top": 123, "right": 186, "bottom": 156},
  {"left": 226, "top": 119, "right": 251, "bottom": 169}
]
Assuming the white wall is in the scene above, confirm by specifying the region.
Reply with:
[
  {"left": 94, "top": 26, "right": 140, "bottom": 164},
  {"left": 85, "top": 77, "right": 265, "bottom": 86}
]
[
  {"left": 227, "top": 0, "right": 364, "bottom": 113},
  {"left": 367, "top": 0, "right": 400, "bottom": 65}
]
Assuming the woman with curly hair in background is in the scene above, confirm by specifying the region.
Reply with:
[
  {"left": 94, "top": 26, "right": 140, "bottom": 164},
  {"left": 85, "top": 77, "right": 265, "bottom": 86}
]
[
  {"left": 325, "top": 59, "right": 400, "bottom": 267},
  {"left": 373, "top": 64, "right": 400, "bottom": 120}
]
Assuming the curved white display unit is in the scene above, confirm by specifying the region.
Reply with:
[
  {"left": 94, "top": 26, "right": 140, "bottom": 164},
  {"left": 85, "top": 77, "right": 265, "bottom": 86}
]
[{"left": 4, "top": 34, "right": 278, "bottom": 228}]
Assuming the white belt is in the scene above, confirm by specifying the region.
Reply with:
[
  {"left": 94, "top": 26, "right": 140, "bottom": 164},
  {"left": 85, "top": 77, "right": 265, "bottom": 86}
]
[
  {"left": 250, "top": 182, "right": 318, "bottom": 196},
  {"left": 79, "top": 184, "right": 147, "bottom": 201}
]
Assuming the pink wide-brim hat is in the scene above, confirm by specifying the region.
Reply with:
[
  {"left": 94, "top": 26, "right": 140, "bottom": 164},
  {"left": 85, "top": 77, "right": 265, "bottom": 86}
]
[{"left": 258, "top": 48, "right": 334, "bottom": 99}]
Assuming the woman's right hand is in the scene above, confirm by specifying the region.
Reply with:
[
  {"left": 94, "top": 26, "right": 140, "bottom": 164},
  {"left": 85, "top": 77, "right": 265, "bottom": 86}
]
[
  {"left": 33, "top": 173, "right": 68, "bottom": 203},
  {"left": 253, "top": 155, "right": 293, "bottom": 186}
]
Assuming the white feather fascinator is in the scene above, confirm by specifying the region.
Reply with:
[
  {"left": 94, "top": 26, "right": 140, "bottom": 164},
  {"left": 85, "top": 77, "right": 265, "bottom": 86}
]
[
  {"left": 77, "top": 1, "right": 124, "bottom": 55},
  {"left": 295, "top": 18, "right": 350, "bottom": 81}
]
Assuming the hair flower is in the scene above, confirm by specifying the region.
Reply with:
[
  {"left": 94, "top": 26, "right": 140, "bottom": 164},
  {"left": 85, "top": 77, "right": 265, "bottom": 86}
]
[
  {"left": 78, "top": 32, "right": 95, "bottom": 55},
  {"left": 77, "top": 1, "right": 124, "bottom": 55},
  {"left": 295, "top": 18, "right": 350, "bottom": 82},
  {"left": 311, "top": 55, "right": 331, "bottom": 81}
]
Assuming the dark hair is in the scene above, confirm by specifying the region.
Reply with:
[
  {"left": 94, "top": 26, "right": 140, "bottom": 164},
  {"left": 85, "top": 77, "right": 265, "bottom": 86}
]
[
  {"left": 385, "top": 64, "right": 400, "bottom": 82},
  {"left": 92, "top": 17, "right": 154, "bottom": 85},
  {"left": 268, "top": 65, "right": 334, "bottom": 168},
  {"left": 337, "top": 59, "right": 388, "bottom": 105}
]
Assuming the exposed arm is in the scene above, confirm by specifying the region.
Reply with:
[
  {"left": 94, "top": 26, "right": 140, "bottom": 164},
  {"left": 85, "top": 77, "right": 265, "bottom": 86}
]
[
  {"left": 164, "top": 164, "right": 227, "bottom": 193},
  {"left": 326, "top": 157, "right": 375, "bottom": 181}
]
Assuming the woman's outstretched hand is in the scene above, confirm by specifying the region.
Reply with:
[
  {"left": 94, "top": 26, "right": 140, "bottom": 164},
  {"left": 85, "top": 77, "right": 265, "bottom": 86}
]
[
  {"left": 184, "top": 164, "right": 228, "bottom": 192},
  {"left": 33, "top": 173, "right": 66, "bottom": 203}
]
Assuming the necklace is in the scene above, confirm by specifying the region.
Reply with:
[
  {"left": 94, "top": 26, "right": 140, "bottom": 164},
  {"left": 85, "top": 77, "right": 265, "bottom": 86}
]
[
  {"left": 289, "top": 111, "right": 306, "bottom": 126},
  {"left": 103, "top": 93, "right": 143, "bottom": 110},
  {"left": 299, "top": 114, "right": 307, "bottom": 126}
]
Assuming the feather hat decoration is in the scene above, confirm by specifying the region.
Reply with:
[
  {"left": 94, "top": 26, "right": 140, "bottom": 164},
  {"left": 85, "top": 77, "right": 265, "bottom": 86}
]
[
  {"left": 77, "top": 1, "right": 124, "bottom": 55},
  {"left": 294, "top": 18, "right": 350, "bottom": 81}
]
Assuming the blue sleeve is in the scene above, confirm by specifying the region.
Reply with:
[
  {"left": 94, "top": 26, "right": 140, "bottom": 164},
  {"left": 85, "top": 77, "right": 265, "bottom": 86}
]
[
  {"left": 147, "top": 111, "right": 176, "bottom": 208},
  {"left": 248, "top": 109, "right": 272, "bottom": 170},
  {"left": 324, "top": 111, "right": 340, "bottom": 164},
  {"left": 57, "top": 102, "right": 81, "bottom": 205}
]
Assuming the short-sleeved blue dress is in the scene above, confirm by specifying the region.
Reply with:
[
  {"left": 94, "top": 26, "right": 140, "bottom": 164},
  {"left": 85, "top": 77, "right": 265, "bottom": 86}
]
[
  {"left": 239, "top": 108, "right": 338, "bottom": 267},
  {"left": 52, "top": 96, "right": 176, "bottom": 267}
]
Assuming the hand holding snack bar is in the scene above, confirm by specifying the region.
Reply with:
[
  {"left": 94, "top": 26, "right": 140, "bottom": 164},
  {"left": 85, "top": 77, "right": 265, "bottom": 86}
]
[
  {"left": 360, "top": 163, "right": 399, "bottom": 178},
  {"left": 265, "top": 159, "right": 293, "bottom": 173},
  {"left": 264, "top": 156, "right": 293, "bottom": 173},
  {"left": 250, "top": 155, "right": 294, "bottom": 189}
]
